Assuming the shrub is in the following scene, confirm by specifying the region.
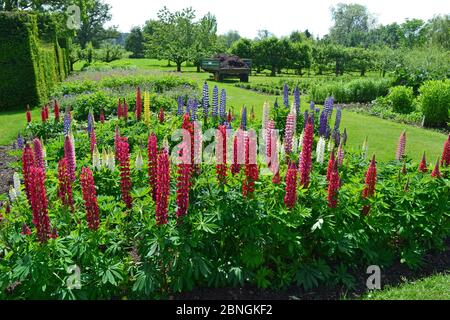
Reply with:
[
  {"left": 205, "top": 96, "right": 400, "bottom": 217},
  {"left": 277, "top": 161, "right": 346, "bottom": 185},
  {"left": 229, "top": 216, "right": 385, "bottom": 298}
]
[
  {"left": 310, "top": 78, "right": 392, "bottom": 103},
  {"left": 387, "top": 86, "right": 415, "bottom": 114},
  {"left": 66, "top": 90, "right": 176, "bottom": 120},
  {"left": 418, "top": 79, "right": 450, "bottom": 128}
]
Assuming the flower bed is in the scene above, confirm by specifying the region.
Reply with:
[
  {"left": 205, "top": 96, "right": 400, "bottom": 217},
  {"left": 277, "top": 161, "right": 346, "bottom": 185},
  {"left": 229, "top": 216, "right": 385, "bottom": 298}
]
[{"left": 0, "top": 83, "right": 449, "bottom": 299}]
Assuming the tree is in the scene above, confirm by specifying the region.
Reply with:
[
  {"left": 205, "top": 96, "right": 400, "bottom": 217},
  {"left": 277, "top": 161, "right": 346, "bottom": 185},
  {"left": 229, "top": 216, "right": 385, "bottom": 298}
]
[
  {"left": 230, "top": 38, "right": 253, "bottom": 59},
  {"left": 75, "top": 0, "right": 118, "bottom": 49},
  {"left": 399, "top": 19, "right": 427, "bottom": 48},
  {"left": 345, "top": 47, "right": 374, "bottom": 76},
  {"left": 426, "top": 15, "right": 450, "bottom": 50},
  {"left": 329, "top": 3, "right": 375, "bottom": 47},
  {"left": 125, "top": 26, "right": 145, "bottom": 58},
  {"left": 145, "top": 6, "right": 197, "bottom": 72},
  {"left": 253, "top": 37, "right": 285, "bottom": 76},
  {"left": 287, "top": 41, "right": 312, "bottom": 75},
  {"left": 192, "top": 12, "right": 218, "bottom": 72},
  {"left": 217, "top": 30, "right": 240, "bottom": 49}
]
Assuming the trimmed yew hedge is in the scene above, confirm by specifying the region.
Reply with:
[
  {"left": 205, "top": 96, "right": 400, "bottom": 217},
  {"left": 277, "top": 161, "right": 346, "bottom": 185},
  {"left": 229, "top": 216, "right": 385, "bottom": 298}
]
[{"left": 0, "top": 11, "right": 70, "bottom": 111}]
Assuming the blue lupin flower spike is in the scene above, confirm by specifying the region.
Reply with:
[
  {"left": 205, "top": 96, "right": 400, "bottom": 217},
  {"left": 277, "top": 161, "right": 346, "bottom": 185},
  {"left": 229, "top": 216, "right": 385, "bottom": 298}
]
[
  {"left": 212, "top": 85, "right": 219, "bottom": 117},
  {"left": 220, "top": 89, "right": 226, "bottom": 119},
  {"left": 202, "top": 82, "right": 209, "bottom": 118},
  {"left": 283, "top": 83, "right": 289, "bottom": 108}
]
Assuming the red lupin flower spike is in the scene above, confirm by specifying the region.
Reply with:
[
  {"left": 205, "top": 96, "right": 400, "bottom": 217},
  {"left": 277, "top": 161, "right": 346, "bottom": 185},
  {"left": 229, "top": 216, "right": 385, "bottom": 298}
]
[
  {"left": 327, "top": 160, "right": 340, "bottom": 208},
  {"left": 284, "top": 161, "right": 298, "bottom": 209},
  {"left": 80, "top": 167, "right": 100, "bottom": 230},
  {"left": 117, "top": 98, "right": 123, "bottom": 119},
  {"left": 216, "top": 125, "right": 228, "bottom": 184},
  {"left": 361, "top": 155, "right": 377, "bottom": 216},
  {"left": 418, "top": 152, "right": 428, "bottom": 173},
  {"left": 29, "top": 166, "right": 51, "bottom": 242},
  {"left": 176, "top": 162, "right": 191, "bottom": 219},
  {"left": 243, "top": 130, "right": 258, "bottom": 197},
  {"left": 57, "top": 158, "right": 74, "bottom": 212},
  {"left": 90, "top": 128, "right": 96, "bottom": 155},
  {"left": 26, "top": 105, "right": 31, "bottom": 123},
  {"left": 159, "top": 108, "right": 165, "bottom": 123},
  {"left": 54, "top": 100, "right": 60, "bottom": 122},
  {"left": 22, "top": 144, "right": 35, "bottom": 202},
  {"left": 431, "top": 157, "right": 441, "bottom": 178},
  {"left": 156, "top": 149, "right": 170, "bottom": 225},
  {"left": 395, "top": 131, "right": 406, "bottom": 161},
  {"left": 299, "top": 116, "right": 314, "bottom": 188},
  {"left": 272, "top": 170, "right": 280, "bottom": 184},
  {"left": 231, "top": 133, "right": 241, "bottom": 175},
  {"left": 117, "top": 136, "right": 133, "bottom": 209},
  {"left": 33, "top": 138, "right": 45, "bottom": 172},
  {"left": 326, "top": 151, "right": 335, "bottom": 182},
  {"left": 441, "top": 135, "right": 449, "bottom": 167},
  {"left": 136, "top": 87, "right": 142, "bottom": 121},
  {"left": 100, "top": 109, "right": 105, "bottom": 123}
]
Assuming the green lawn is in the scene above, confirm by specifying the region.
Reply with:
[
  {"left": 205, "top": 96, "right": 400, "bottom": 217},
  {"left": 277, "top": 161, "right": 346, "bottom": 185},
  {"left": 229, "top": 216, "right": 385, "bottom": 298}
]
[
  {"left": 1, "top": 58, "right": 447, "bottom": 163},
  {"left": 0, "top": 108, "right": 40, "bottom": 145},
  {"left": 363, "top": 274, "right": 450, "bottom": 300}
]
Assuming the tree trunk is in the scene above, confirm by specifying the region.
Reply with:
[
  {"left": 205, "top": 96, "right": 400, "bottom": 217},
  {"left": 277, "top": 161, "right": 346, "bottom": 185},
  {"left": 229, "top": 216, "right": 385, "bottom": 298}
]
[
  {"left": 167, "top": 60, "right": 172, "bottom": 67},
  {"left": 197, "top": 64, "right": 201, "bottom": 73},
  {"left": 177, "top": 62, "right": 182, "bottom": 72},
  {"left": 271, "top": 66, "right": 276, "bottom": 77},
  {"left": 360, "top": 69, "right": 366, "bottom": 77},
  {"left": 382, "top": 70, "right": 386, "bottom": 77}
]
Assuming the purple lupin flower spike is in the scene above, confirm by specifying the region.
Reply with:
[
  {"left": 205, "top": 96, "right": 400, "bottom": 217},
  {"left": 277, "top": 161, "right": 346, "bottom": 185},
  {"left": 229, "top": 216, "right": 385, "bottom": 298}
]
[
  {"left": 334, "top": 106, "right": 342, "bottom": 131},
  {"left": 342, "top": 128, "right": 348, "bottom": 146},
  {"left": 333, "top": 129, "right": 341, "bottom": 147},
  {"left": 202, "top": 82, "right": 209, "bottom": 118},
  {"left": 241, "top": 107, "right": 247, "bottom": 131},
  {"left": 310, "top": 101, "right": 315, "bottom": 112},
  {"left": 274, "top": 98, "right": 279, "bottom": 109},
  {"left": 212, "top": 86, "right": 219, "bottom": 117},
  {"left": 283, "top": 83, "right": 289, "bottom": 108},
  {"left": 177, "top": 96, "right": 184, "bottom": 115},
  {"left": 319, "top": 110, "right": 328, "bottom": 137},
  {"left": 87, "top": 110, "right": 94, "bottom": 137},
  {"left": 294, "top": 87, "right": 300, "bottom": 115},
  {"left": 303, "top": 111, "right": 309, "bottom": 129},
  {"left": 191, "top": 99, "right": 198, "bottom": 121},
  {"left": 63, "top": 112, "right": 71, "bottom": 136},
  {"left": 324, "top": 96, "right": 334, "bottom": 118},
  {"left": 220, "top": 89, "right": 226, "bottom": 119},
  {"left": 17, "top": 133, "right": 24, "bottom": 149},
  {"left": 186, "top": 98, "right": 192, "bottom": 115}
]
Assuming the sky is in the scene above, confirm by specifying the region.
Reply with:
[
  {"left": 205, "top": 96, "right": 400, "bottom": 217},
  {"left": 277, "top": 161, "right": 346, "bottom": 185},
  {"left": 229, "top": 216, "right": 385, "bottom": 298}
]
[{"left": 104, "top": 0, "right": 450, "bottom": 38}]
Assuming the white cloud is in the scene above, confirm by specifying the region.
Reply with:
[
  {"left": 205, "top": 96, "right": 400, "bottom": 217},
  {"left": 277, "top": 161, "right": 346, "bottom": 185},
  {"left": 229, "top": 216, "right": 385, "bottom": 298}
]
[{"left": 105, "top": 0, "right": 450, "bottom": 38}]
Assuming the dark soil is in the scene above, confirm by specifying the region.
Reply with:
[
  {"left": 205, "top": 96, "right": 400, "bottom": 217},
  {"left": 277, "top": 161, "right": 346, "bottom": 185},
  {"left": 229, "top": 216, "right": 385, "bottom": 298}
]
[
  {"left": 174, "top": 240, "right": 450, "bottom": 300},
  {"left": 0, "top": 145, "right": 17, "bottom": 195}
]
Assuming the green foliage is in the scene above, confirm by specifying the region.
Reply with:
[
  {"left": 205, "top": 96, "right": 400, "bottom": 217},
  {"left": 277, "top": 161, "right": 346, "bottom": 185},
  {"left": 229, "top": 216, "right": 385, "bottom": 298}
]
[
  {"left": 125, "top": 27, "right": 145, "bottom": 58},
  {"left": 418, "top": 80, "right": 450, "bottom": 128},
  {"left": 394, "top": 47, "right": 450, "bottom": 92},
  {"left": 387, "top": 86, "right": 415, "bottom": 114},
  {"left": 310, "top": 78, "right": 392, "bottom": 103}
]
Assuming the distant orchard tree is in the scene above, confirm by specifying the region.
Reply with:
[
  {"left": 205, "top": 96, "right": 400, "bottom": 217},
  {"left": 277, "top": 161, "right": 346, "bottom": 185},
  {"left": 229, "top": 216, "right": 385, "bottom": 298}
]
[
  {"left": 217, "top": 30, "right": 241, "bottom": 49},
  {"left": 125, "top": 27, "right": 145, "bottom": 58},
  {"left": 230, "top": 38, "right": 253, "bottom": 59},
  {"left": 329, "top": 3, "right": 375, "bottom": 47},
  {"left": 287, "top": 41, "right": 312, "bottom": 76}
]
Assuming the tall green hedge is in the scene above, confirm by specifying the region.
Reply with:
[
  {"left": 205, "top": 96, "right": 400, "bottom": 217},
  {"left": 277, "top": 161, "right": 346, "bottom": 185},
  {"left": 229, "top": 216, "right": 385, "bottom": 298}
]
[{"left": 0, "top": 11, "right": 69, "bottom": 111}]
